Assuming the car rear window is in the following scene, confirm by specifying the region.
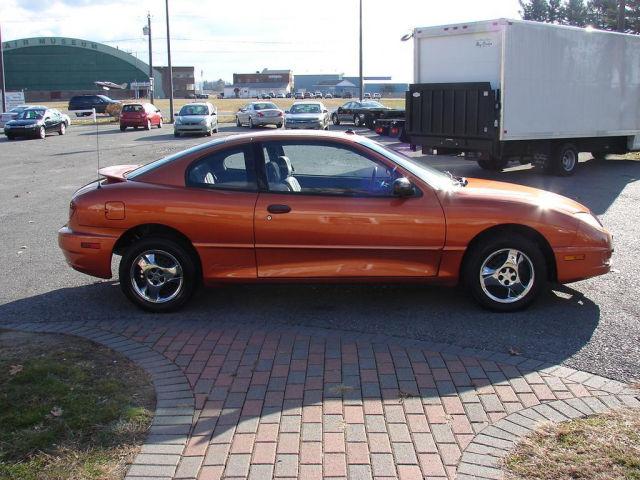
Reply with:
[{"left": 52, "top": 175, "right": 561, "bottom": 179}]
[
  {"left": 122, "top": 104, "right": 144, "bottom": 112},
  {"left": 254, "top": 103, "right": 277, "bottom": 111}
]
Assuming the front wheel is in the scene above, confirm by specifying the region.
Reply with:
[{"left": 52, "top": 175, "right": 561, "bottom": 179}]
[
  {"left": 38, "top": 126, "right": 46, "bottom": 139},
  {"left": 144, "top": 120, "right": 151, "bottom": 131},
  {"left": 59, "top": 123, "right": 66, "bottom": 135},
  {"left": 249, "top": 118, "right": 254, "bottom": 129},
  {"left": 236, "top": 116, "right": 242, "bottom": 127},
  {"left": 158, "top": 119, "right": 163, "bottom": 129},
  {"left": 120, "top": 125, "right": 127, "bottom": 132},
  {"left": 119, "top": 237, "right": 198, "bottom": 313},
  {"left": 353, "top": 114, "right": 362, "bottom": 127},
  {"left": 464, "top": 235, "right": 547, "bottom": 312}
]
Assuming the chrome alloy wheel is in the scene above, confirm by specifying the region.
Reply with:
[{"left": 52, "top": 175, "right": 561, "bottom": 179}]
[
  {"left": 130, "top": 250, "right": 183, "bottom": 303},
  {"left": 479, "top": 248, "right": 535, "bottom": 304}
]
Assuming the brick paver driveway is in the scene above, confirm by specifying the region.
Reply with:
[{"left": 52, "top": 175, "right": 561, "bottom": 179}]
[{"left": 2, "top": 319, "right": 637, "bottom": 480}]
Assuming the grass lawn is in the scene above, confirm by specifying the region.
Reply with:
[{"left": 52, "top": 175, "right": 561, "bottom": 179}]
[
  {"left": 0, "top": 330, "right": 155, "bottom": 480},
  {"left": 504, "top": 409, "right": 640, "bottom": 480}
]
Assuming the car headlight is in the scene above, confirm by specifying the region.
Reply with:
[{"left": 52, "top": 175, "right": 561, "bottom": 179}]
[
  {"left": 174, "top": 117, "right": 182, "bottom": 125},
  {"left": 574, "top": 212, "right": 604, "bottom": 231}
]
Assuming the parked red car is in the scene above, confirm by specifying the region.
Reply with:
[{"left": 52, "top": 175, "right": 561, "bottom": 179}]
[{"left": 120, "top": 103, "right": 163, "bottom": 131}]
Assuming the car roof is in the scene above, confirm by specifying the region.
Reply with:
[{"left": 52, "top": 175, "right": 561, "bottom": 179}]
[
  {"left": 24, "top": 106, "right": 48, "bottom": 110},
  {"left": 292, "top": 101, "right": 322, "bottom": 105}
]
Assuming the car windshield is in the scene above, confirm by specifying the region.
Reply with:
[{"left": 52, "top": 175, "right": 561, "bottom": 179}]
[
  {"left": 122, "top": 104, "right": 144, "bottom": 112},
  {"left": 254, "top": 103, "right": 277, "bottom": 111},
  {"left": 179, "top": 105, "right": 209, "bottom": 116},
  {"left": 358, "top": 137, "right": 454, "bottom": 190},
  {"left": 97, "top": 95, "right": 113, "bottom": 102},
  {"left": 361, "top": 101, "right": 383, "bottom": 108},
  {"left": 17, "top": 109, "right": 45, "bottom": 120},
  {"left": 290, "top": 104, "right": 321, "bottom": 114}
]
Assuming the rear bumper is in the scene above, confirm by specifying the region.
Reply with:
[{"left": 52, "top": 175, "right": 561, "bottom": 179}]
[
  {"left": 121, "top": 119, "right": 149, "bottom": 127},
  {"left": 254, "top": 117, "right": 282, "bottom": 126},
  {"left": 58, "top": 226, "right": 118, "bottom": 279}
]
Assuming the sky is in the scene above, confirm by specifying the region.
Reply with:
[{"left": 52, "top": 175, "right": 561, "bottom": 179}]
[{"left": 0, "top": 0, "right": 522, "bottom": 84}]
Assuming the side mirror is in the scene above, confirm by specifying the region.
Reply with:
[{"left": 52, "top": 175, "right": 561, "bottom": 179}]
[
  {"left": 285, "top": 110, "right": 290, "bottom": 114},
  {"left": 323, "top": 109, "right": 328, "bottom": 113},
  {"left": 392, "top": 177, "right": 415, "bottom": 197},
  {"left": 211, "top": 111, "right": 217, "bottom": 116},
  {"left": 173, "top": 112, "right": 178, "bottom": 117}
]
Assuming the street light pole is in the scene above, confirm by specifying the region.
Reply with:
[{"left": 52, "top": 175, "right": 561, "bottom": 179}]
[
  {"left": 145, "top": 12, "right": 154, "bottom": 104},
  {"left": 165, "top": 0, "right": 174, "bottom": 122},
  {"left": 359, "top": 0, "right": 363, "bottom": 101},
  {"left": 0, "top": 23, "right": 6, "bottom": 112}
]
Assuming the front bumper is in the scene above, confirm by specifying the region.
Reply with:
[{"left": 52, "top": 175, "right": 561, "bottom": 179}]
[
  {"left": 58, "top": 226, "right": 118, "bottom": 279},
  {"left": 285, "top": 121, "right": 323, "bottom": 130},
  {"left": 4, "top": 126, "right": 39, "bottom": 137},
  {"left": 175, "top": 124, "right": 210, "bottom": 133}
]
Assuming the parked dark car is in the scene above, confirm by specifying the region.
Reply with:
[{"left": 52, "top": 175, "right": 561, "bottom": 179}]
[
  {"left": 4, "top": 107, "right": 68, "bottom": 140},
  {"left": 342, "top": 92, "right": 353, "bottom": 99},
  {"left": 68, "top": 94, "right": 120, "bottom": 116},
  {"left": 331, "top": 100, "right": 403, "bottom": 128}
]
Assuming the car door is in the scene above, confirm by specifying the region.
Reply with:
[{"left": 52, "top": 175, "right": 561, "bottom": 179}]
[
  {"left": 43, "top": 111, "right": 58, "bottom": 132},
  {"left": 338, "top": 102, "right": 352, "bottom": 122},
  {"left": 253, "top": 139, "right": 446, "bottom": 278}
]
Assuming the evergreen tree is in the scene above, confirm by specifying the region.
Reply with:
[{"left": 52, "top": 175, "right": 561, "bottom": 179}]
[
  {"left": 564, "top": 0, "right": 589, "bottom": 25},
  {"left": 548, "top": 0, "right": 564, "bottom": 22},
  {"left": 520, "top": 0, "right": 550, "bottom": 21},
  {"left": 586, "top": 0, "right": 619, "bottom": 30}
]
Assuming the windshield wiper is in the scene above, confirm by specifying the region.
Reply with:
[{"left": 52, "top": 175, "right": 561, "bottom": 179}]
[{"left": 444, "top": 171, "right": 468, "bottom": 187}]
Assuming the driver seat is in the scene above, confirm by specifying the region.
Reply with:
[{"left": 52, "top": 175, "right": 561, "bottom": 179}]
[{"left": 275, "top": 156, "right": 301, "bottom": 192}]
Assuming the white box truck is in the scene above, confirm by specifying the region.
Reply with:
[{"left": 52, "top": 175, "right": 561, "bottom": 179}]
[{"left": 405, "top": 19, "right": 640, "bottom": 175}]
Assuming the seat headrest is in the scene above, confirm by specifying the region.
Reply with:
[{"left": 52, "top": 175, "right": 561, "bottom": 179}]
[{"left": 275, "top": 155, "right": 294, "bottom": 178}]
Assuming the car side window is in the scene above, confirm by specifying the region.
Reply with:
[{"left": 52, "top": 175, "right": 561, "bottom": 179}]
[
  {"left": 187, "top": 146, "right": 257, "bottom": 191},
  {"left": 260, "top": 141, "right": 402, "bottom": 197}
]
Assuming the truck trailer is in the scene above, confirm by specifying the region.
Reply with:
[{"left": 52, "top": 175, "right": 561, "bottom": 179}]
[{"left": 404, "top": 19, "right": 640, "bottom": 175}]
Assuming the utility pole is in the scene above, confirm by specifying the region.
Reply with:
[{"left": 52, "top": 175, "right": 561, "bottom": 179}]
[
  {"left": 0, "top": 23, "right": 6, "bottom": 112},
  {"left": 165, "top": 0, "right": 174, "bottom": 122},
  {"left": 144, "top": 12, "right": 154, "bottom": 104},
  {"left": 359, "top": 0, "right": 364, "bottom": 101},
  {"left": 618, "top": 0, "right": 626, "bottom": 32}
]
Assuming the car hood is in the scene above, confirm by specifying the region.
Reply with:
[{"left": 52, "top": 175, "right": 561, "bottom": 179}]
[
  {"left": 286, "top": 113, "right": 323, "bottom": 120},
  {"left": 454, "top": 178, "right": 590, "bottom": 214},
  {"left": 6, "top": 119, "right": 41, "bottom": 126}
]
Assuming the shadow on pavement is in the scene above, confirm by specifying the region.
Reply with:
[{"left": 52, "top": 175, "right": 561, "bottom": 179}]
[{"left": 0, "top": 280, "right": 599, "bottom": 368}]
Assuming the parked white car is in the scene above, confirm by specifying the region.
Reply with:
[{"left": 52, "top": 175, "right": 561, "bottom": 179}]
[
  {"left": 174, "top": 102, "right": 218, "bottom": 137},
  {"left": 284, "top": 102, "right": 330, "bottom": 130}
]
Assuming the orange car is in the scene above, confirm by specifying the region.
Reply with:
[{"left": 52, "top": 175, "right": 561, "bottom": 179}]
[{"left": 58, "top": 131, "right": 612, "bottom": 312}]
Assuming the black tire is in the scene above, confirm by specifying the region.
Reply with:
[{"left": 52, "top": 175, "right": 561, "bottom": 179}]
[
  {"left": 119, "top": 236, "right": 198, "bottom": 313},
  {"left": 276, "top": 123, "right": 283, "bottom": 128},
  {"left": 133, "top": 126, "right": 139, "bottom": 130},
  {"left": 6, "top": 134, "right": 14, "bottom": 140},
  {"left": 591, "top": 151, "right": 607, "bottom": 162},
  {"left": 213, "top": 127, "right": 218, "bottom": 133},
  {"left": 477, "top": 157, "right": 507, "bottom": 171},
  {"left": 158, "top": 119, "right": 163, "bottom": 129},
  {"left": 552, "top": 143, "right": 579, "bottom": 176},
  {"left": 120, "top": 125, "right": 127, "bottom": 132},
  {"left": 249, "top": 118, "right": 255, "bottom": 129},
  {"left": 332, "top": 113, "right": 340, "bottom": 125},
  {"left": 174, "top": 131, "right": 180, "bottom": 137},
  {"left": 464, "top": 234, "right": 547, "bottom": 312},
  {"left": 353, "top": 114, "right": 362, "bottom": 127},
  {"left": 236, "top": 116, "right": 242, "bottom": 127}
]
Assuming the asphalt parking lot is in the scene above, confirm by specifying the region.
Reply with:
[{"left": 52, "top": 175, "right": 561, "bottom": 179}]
[{"left": 0, "top": 122, "right": 638, "bottom": 384}]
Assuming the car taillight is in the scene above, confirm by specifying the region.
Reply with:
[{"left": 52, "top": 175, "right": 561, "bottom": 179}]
[
  {"left": 390, "top": 127, "right": 400, "bottom": 136},
  {"left": 277, "top": 111, "right": 283, "bottom": 117},
  {"left": 375, "top": 127, "right": 384, "bottom": 134},
  {"left": 258, "top": 112, "right": 264, "bottom": 117}
]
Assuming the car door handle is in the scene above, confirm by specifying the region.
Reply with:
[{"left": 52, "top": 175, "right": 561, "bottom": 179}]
[{"left": 267, "top": 204, "right": 291, "bottom": 214}]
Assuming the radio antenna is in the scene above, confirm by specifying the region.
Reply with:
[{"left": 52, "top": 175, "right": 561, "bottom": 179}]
[{"left": 95, "top": 107, "right": 101, "bottom": 189}]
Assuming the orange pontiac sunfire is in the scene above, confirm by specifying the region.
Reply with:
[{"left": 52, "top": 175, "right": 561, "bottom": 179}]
[{"left": 58, "top": 131, "right": 612, "bottom": 313}]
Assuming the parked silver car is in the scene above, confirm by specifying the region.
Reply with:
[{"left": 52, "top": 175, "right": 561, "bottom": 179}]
[
  {"left": 236, "top": 102, "right": 284, "bottom": 128},
  {"left": 174, "top": 102, "right": 218, "bottom": 137},
  {"left": 284, "top": 102, "right": 330, "bottom": 130}
]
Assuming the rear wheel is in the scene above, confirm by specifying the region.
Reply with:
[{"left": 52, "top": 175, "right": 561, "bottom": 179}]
[
  {"left": 464, "top": 234, "right": 547, "bottom": 312},
  {"left": 552, "top": 143, "right": 578, "bottom": 176},
  {"left": 119, "top": 236, "right": 198, "bottom": 313},
  {"left": 249, "top": 118, "right": 255, "bottom": 129},
  {"left": 144, "top": 120, "right": 151, "bottom": 131},
  {"left": 332, "top": 113, "right": 340, "bottom": 125},
  {"left": 158, "top": 118, "right": 163, "bottom": 129},
  {"left": 236, "top": 116, "right": 241, "bottom": 127},
  {"left": 120, "top": 125, "right": 127, "bottom": 132}
]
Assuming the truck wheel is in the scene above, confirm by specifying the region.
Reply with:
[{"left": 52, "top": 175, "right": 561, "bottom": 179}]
[
  {"left": 477, "top": 157, "right": 507, "bottom": 171},
  {"left": 591, "top": 151, "right": 607, "bottom": 162},
  {"left": 553, "top": 143, "right": 579, "bottom": 176},
  {"left": 332, "top": 113, "right": 340, "bottom": 125}
]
